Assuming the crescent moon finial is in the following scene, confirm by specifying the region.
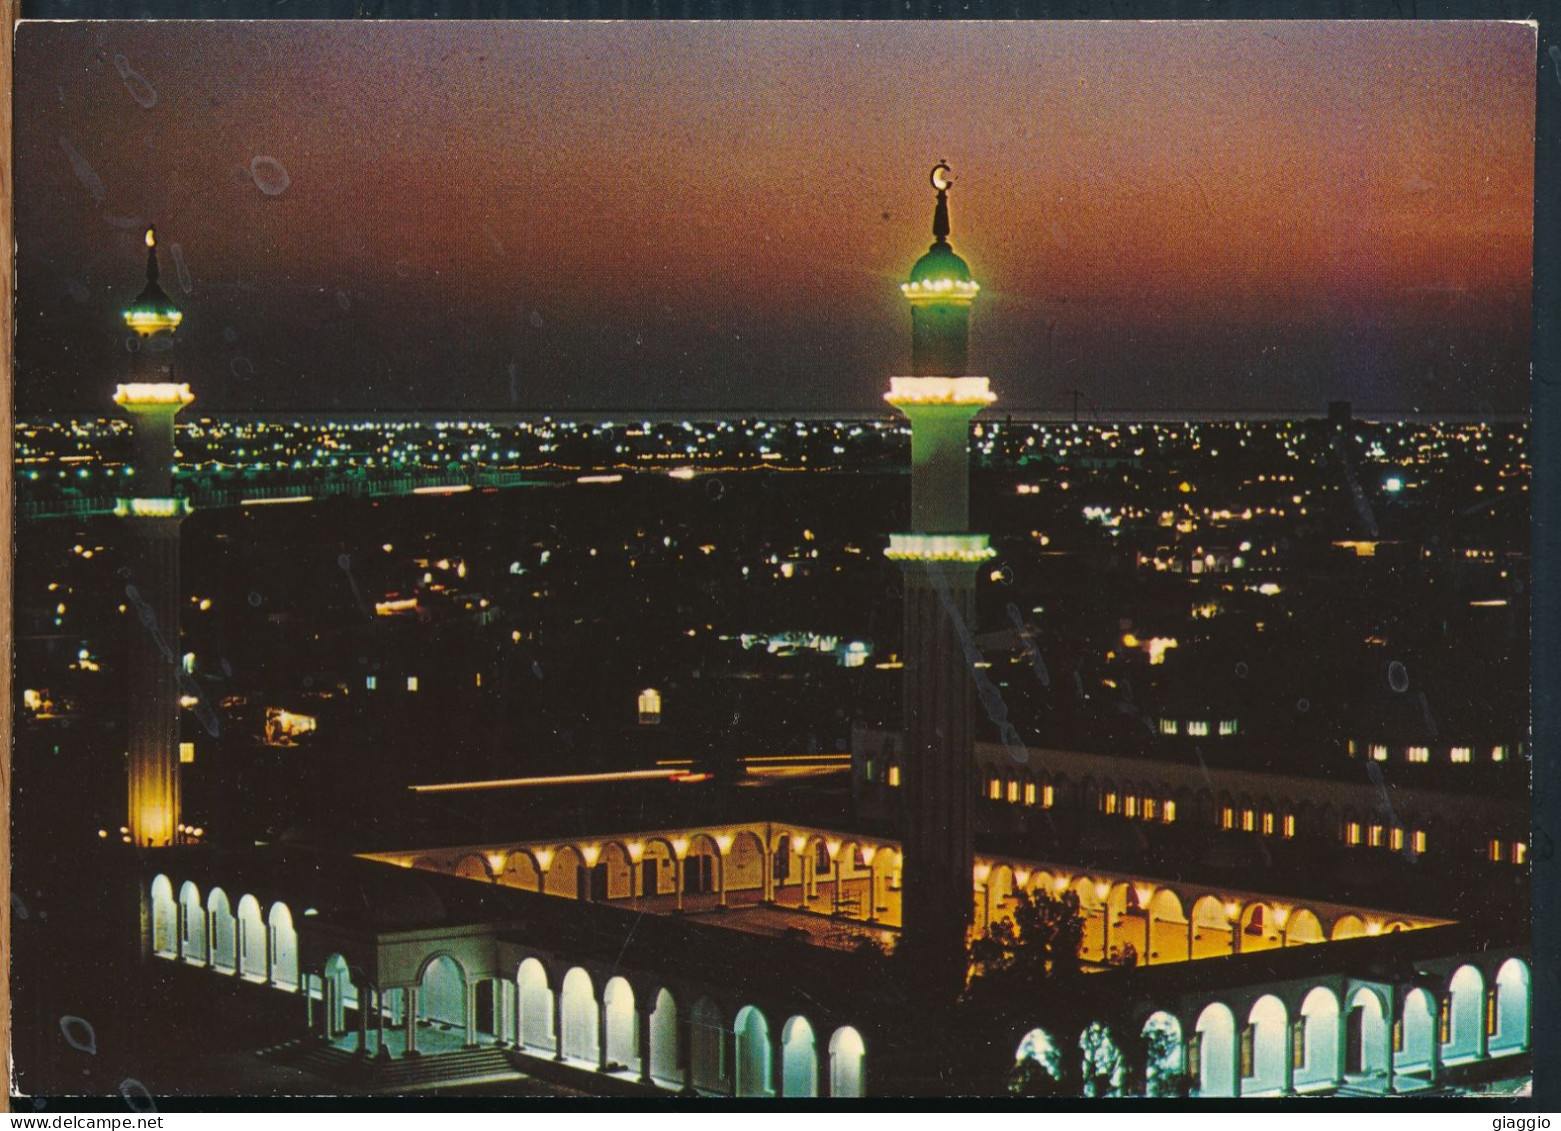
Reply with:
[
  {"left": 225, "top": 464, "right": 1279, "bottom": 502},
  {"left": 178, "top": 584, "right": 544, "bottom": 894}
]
[{"left": 931, "top": 162, "right": 953, "bottom": 191}]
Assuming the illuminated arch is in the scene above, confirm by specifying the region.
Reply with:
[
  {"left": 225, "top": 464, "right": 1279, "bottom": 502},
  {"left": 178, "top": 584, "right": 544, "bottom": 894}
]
[
  {"left": 830, "top": 1026, "right": 866, "bottom": 1097},
  {"left": 1078, "top": 1021, "right": 1125, "bottom": 1097},
  {"left": 267, "top": 901, "right": 297, "bottom": 989},
  {"left": 500, "top": 849, "right": 543, "bottom": 892},
  {"left": 1239, "top": 902, "right": 1280, "bottom": 953},
  {"left": 1190, "top": 895, "right": 1235, "bottom": 958},
  {"left": 1331, "top": 914, "right": 1367, "bottom": 941},
  {"left": 1345, "top": 986, "right": 1388, "bottom": 1078},
  {"left": 1492, "top": 958, "right": 1530, "bottom": 1054},
  {"left": 597, "top": 841, "right": 635, "bottom": 901},
  {"left": 683, "top": 833, "right": 723, "bottom": 898},
  {"left": 236, "top": 895, "right": 266, "bottom": 981},
  {"left": 516, "top": 958, "right": 554, "bottom": 1053},
  {"left": 867, "top": 846, "right": 900, "bottom": 923},
  {"left": 638, "top": 838, "right": 678, "bottom": 898},
  {"left": 1295, "top": 986, "right": 1340, "bottom": 1091},
  {"left": 1193, "top": 1002, "right": 1236, "bottom": 1097},
  {"left": 1011, "top": 1026, "right": 1063, "bottom": 1093},
  {"left": 1396, "top": 988, "right": 1436, "bottom": 1072},
  {"left": 323, "top": 953, "right": 357, "bottom": 1035},
  {"left": 781, "top": 1015, "right": 818, "bottom": 1097},
  {"left": 1445, "top": 964, "right": 1485, "bottom": 1062},
  {"left": 649, "top": 988, "right": 680, "bottom": 1087},
  {"left": 545, "top": 845, "right": 585, "bottom": 899},
  {"left": 178, "top": 881, "right": 206, "bottom": 965},
  {"left": 453, "top": 853, "right": 491, "bottom": 882},
  {"left": 560, "top": 967, "right": 599, "bottom": 1064},
  {"left": 734, "top": 1005, "right": 772, "bottom": 1097},
  {"left": 1141, "top": 1012, "right": 1184, "bottom": 1097},
  {"left": 603, "top": 976, "right": 636, "bottom": 1069},
  {"left": 727, "top": 830, "right": 767, "bottom": 896},
  {"left": 149, "top": 875, "right": 177, "bottom": 959},
  {"left": 1286, "top": 908, "right": 1325, "bottom": 945},
  {"left": 206, "top": 887, "right": 236, "bottom": 973},
  {"left": 418, "top": 953, "right": 465, "bottom": 1030},
  {"left": 986, "top": 864, "right": 1016, "bottom": 926},
  {"left": 1147, "top": 887, "right": 1189, "bottom": 964},
  {"left": 1243, "top": 995, "right": 1287, "bottom": 1095}
]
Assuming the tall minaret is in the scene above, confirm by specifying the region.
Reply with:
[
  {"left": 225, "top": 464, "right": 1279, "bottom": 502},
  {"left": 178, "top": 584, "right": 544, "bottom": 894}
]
[
  {"left": 116, "top": 226, "right": 192, "bottom": 848},
  {"left": 885, "top": 164, "right": 994, "bottom": 996}
]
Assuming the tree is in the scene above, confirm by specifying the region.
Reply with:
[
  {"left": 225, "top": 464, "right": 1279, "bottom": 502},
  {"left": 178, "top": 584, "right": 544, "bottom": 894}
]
[
  {"left": 959, "top": 887, "right": 1088, "bottom": 1093},
  {"left": 966, "top": 887, "right": 1086, "bottom": 1005}
]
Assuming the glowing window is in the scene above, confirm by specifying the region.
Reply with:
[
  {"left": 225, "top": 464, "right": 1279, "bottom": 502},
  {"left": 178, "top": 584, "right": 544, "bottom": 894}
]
[
  {"left": 1451, "top": 746, "right": 1471, "bottom": 764},
  {"left": 1368, "top": 825, "right": 1383, "bottom": 848},
  {"left": 989, "top": 779, "right": 1002, "bottom": 801},
  {"left": 406, "top": 676, "right": 419, "bottom": 692},
  {"left": 1124, "top": 796, "right": 1138, "bottom": 818},
  {"left": 1220, "top": 807, "right": 1234, "bottom": 830},
  {"left": 1412, "top": 830, "right": 1426, "bottom": 853},
  {"left": 1408, "top": 746, "right": 1429, "bottom": 763},
  {"left": 179, "top": 742, "right": 195, "bottom": 765},
  {"left": 1104, "top": 792, "right": 1119, "bottom": 815},
  {"left": 1163, "top": 800, "right": 1176, "bottom": 823},
  {"left": 1143, "top": 798, "right": 1157, "bottom": 821},
  {"left": 1490, "top": 745, "right": 1506, "bottom": 763},
  {"left": 1370, "top": 745, "right": 1388, "bottom": 762},
  {"left": 1187, "top": 720, "right": 1209, "bottom": 736},
  {"left": 1514, "top": 842, "right": 1527, "bottom": 865},
  {"left": 1390, "top": 827, "right": 1404, "bottom": 851},
  {"left": 1023, "top": 782, "right": 1036, "bottom": 806},
  {"left": 638, "top": 687, "right": 662, "bottom": 723},
  {"left": 365, "top": 675, "right": 377, "bottom": 691},
  {"left": 1489, "top": 839, "right": 1503, "bottom": 863},
  {"left": 1282, "top": 814, "right": 1295, "bottom": 839},
  {"left": 1219, "top": 719, "right": 1239, "bottom": 736},
  {"left": 1041, "top": 785, "right": 1054, "bottom": 808},
  {"left": 1241, "top": 809, "right": 1255, "bottom": 832},
  {"left": 1345, "top": 822, "right": 1362, "bottom": 846},
  {"left": 887, "top": 765, "right": 900, "bottom": 787},
  {"left": 1159, "top": 719, "right": 1179, "bottom": 736},
  {"left": 1347, "top": 740, "right": 1357, "bottom": 757},
  {"left": 1261, "top": 812, "right": 1274, "bottom": 836},
  {"left": 1006, "top": 780, "right": 1019, "bottom": 803}
]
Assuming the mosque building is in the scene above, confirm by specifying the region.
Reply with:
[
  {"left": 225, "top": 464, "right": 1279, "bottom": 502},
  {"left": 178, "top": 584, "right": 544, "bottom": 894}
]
[{"left": 122, "top": 172, "right": 1530, "bottom": 1098}]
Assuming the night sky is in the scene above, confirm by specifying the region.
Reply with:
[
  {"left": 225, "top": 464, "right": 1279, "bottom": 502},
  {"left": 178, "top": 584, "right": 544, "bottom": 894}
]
[{"left": 13, "top": 20, "right": 1536, "bottom": 415}]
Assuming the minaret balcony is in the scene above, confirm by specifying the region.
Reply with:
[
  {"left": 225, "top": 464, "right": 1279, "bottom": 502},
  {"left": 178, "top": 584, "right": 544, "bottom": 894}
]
[
  {"left": 884, "top": 376, "right": 995, "bottom": 407},
  {"left": 114, "top": 382, "right": 195, "bottom": 409},
  {"left": 114, "top": 497, "right": 192, "bottom": 519},
  {"left": 901, "top": 278, "right": 979, "bottom": 304},
  {"left": 884, "top": 533, "right": 995, "bottom": 563}
]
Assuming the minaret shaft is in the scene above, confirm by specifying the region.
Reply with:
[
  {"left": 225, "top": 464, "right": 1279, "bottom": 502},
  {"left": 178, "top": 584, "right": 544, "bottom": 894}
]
[
  {"left": 885, "top": 166, "right": 993, "bottom": 997},
  {"left": 897, "top": 563, "right": 980, "bottom": 990},
  {"left": 116, "top": 226, "right": 191, "bottom": 849},
  {"left": 124, "top": 516, "right": 183, "bottom": 847}
]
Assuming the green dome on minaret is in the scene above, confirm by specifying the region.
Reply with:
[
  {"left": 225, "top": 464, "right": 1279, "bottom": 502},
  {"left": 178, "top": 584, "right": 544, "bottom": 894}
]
[
  {"left": 908, "top": 240, "right": 972, "bottom": 285},
  {"left": 905, "top": 162, "right": 976, "bottom": 287},
  {"left": 124, "top": 226, "right": 184, "bottom": 337},
  {"left": 902, "top": 163, "right": 979, "bottom": 376}
]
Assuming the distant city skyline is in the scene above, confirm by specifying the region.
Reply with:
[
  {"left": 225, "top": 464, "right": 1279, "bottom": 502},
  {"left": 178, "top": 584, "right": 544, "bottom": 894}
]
[{"left": 14, "top": 20, "right": 1535, "bottom": 415}]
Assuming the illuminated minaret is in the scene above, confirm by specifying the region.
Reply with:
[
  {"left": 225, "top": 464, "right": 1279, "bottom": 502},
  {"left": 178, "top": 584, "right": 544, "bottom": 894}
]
[
  {"left": 116, "top": 226, "right": 193, "bottom": 848},
  {"left": 885, "top": 164, "right": 994, "bottom": 995}
]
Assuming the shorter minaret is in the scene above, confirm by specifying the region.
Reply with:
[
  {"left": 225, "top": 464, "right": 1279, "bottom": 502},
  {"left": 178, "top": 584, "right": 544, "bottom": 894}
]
[
  {"left": 886, "top": 164, "right": 995, "bottom": 997},
  {"left": 116, "top": 226, "right": 192, "bottom": 848}
]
